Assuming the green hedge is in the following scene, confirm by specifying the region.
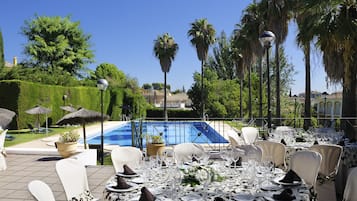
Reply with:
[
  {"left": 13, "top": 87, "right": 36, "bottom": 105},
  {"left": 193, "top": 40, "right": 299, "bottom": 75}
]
[{"left": 0, "top": 80, "right": 112, "bottom": 129}]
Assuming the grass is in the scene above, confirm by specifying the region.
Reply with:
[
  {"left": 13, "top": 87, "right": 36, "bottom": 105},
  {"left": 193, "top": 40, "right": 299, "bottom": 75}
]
[{"left": 5, "top": 126, "right": 78, "bottom": 147}]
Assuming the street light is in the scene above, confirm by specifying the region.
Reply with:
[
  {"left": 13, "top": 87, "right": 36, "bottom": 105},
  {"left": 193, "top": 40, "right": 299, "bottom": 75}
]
[
  {"left": 97, "top": 78, "right": 108, "bottom": 165},
  {"left": 322, "top": 91, "right": 328, "bottom": 126},
  {"left": 259, "top": 31, "right": 275, "bottom": 129},
  {"left": 293, "top": 95, "right": 298, "bottom": 128}
]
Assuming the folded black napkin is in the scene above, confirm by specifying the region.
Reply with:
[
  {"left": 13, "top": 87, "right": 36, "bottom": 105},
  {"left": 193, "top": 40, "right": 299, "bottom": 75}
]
[
  {"left": 214, "top": 197, "right": 225, "bottom": 201},
  {"left": 192, "top": 155, "right": 199, "bottom": 162},
  {"left": 230, "top": 157, "right": 242, "bottom": 167},
  {"left": 139, "top": 187, "right": 155, "bottom": 201},
  {"left": 115, "top": 176, "right": 132, "bottom": 189},
  {"left": 313, "top": 140, "right": 319, "bottom": 145},
  {"left": 280, "top": 139, "right": 287, "bottom": 145},
  {"left": 123, "top": 164, "right": 136, "bottom": 175},
  {"left": 273, "top": 188, "right": 296, "bottom": 201},
  {"left": 295, "top": 137, "right": 306, "bottom": 142},
  {"left": 280, "top": 169, "right": 301, "bottom": 183},
  {"left": 338, "top": 140, "right": 345, "bottom": 146}
]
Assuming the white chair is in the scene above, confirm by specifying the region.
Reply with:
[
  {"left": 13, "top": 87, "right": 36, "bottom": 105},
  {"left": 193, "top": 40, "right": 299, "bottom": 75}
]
[
  {"left": 241, "top": 127, "right": 259, "bottom": 145},
  {"left": 238, "top": 144, "right": 263, "bottom": 162},
  {"left": 111, "top": 147, "right": 143, "bottom": 173},
  {"left": 255, "top": 140, "right": 286, "bottom": 169},
  {"left": 56, "top": 158, "right": 97, "bottom": 201},
  {"left": 343, "top": 167, "right": 357, "bottom": 201},
  {"left": 310, "top": 144, "right": 343, "bottom": 178},
  {"left": 228, "top": 131, "right": 241, "bottom": 147},
  {"left": 173, "top": 143, "right": 205, "bottom": 164},
  {"left": 290, "top": 150, "right": 322, "bottom": 188},
  {"left": 28, "top": 180, "right": 56, "bottom": 201},
  {"left": 0, "top": 129, "right": 8, "bottom": 171}
]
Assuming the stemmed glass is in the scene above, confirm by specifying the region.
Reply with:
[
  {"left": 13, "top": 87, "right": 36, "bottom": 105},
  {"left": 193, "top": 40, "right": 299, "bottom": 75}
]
[{"left": 197, "top": 168, "right": 211, "bottom": 200}]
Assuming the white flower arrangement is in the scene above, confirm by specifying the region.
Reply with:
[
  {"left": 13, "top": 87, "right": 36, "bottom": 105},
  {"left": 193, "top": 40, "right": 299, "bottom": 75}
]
[{"left": 181, "top": 164, "right": 224, "bottom": 187}]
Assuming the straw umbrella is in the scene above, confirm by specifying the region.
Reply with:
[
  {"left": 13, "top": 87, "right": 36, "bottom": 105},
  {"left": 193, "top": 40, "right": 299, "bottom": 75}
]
[
  {"left": 25, "top": 105, "right": 51, "bottom": 133},
  {"left": 56, "top": 108, "right": 109, "bottom": 149}
]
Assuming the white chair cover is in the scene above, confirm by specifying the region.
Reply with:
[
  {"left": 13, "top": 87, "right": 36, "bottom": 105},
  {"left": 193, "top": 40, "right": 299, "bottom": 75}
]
[
  {"left": 241, "top": 127, "right": 258, "bottom": 145},
  {"left": 0, "top": 129, "right": 8, "bottom": 171},
  {"left": 111, "top": 147, "right": 142, "bottom": 173},
  {"left": 290, "top": 150, "right": 322, "bottom": 188},
  {"left": 28, "top": 180, "right": 56, "bottom": 201},
  {"left": 255, "top": 140, "right": 286, "bottom": 168},
  {"left": 173, "top": 143, "right": 205, "bottom": 164},
  {"left": 56, "top": 158, "right": 93, "bottom": 200},
  {"left": 228, "top": 132, "right": 241, "bottom": 147},
  {"left": 238, "top": 144, "right": 263, "bottom": 162},
  {"left": 310, "top": 144, "right": 343, "bottom": 178},
  {"left": 343, "top": 167, "right": 357, "bottom": 201}
]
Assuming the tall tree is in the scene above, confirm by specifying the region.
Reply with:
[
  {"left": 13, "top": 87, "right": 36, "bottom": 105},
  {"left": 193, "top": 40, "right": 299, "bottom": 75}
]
[
  {"left": 307, "top": 0, "right": 357, "bottom": 138},
  {"left": 153, "top": 33, "right": 179, "bottom": 121},
  {"left": 21, "top": 15, "right": 94, "bottom": 77},
  {"left": 291, "top": 0, "right": 317, "bottom": 130},
  {"left": 259, "top": 0, "right": 292, "bottom": 125},
  {"left": 0, "top": 29, "right": 4, "bottom": 69},
  {"left": 188, "top": 18, "right": 216, "bottom": 119}
]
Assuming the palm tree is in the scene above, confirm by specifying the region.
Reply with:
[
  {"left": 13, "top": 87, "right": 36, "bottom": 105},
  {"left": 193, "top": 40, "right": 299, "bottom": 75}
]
[
  {"left": 259, "top": 0, "right": 292, "bottom": 125},
  {"left": 188, "top": 18, "right": 216, "bottom": 119},
  {"left": 291, "top": 0, "right": 317, "bottom": 130},
  {"left": 231, "top": 39, "right": 244, "bottom": 119},
  {"left": 153, "top": 33, "right": 179, "bottom": 121},
  {"left": 309, "top": 0, "right": 357, "bottom": 138},
  {"left": 235, "top": 2, "right": 265, "bottom": 122}
]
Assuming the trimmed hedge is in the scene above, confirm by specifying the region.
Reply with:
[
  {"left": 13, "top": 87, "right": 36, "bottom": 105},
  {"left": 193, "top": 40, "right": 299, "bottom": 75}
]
[
  {"left": 146, "top": 108, "right": 197, "bottom": 120},
  {"left": 0, "top": 80, "right": 112, "bottom": 129}
]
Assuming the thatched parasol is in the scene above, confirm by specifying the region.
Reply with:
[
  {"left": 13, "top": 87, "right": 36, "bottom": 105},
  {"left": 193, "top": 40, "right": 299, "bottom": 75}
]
[
  {"left": 56, "top": 108, "right": 109, "bottom": 149},
  {"left": 60, "top": 105, "right": 77, "bottom": 113},
  {"left": 25, "top": 105, "right": 51, "bottom": 133},
  {"left": 0, "top": 108, "right": 16, "bottom": 129}
]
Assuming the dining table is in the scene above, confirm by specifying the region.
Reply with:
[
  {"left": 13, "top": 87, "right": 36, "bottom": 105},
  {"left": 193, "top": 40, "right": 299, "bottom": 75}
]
[{"left": 102, "top": 155, "right": 312, "bottom": 201}]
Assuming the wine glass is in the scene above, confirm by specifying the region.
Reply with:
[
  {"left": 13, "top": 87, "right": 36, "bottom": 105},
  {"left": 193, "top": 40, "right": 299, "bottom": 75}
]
[{"left": 197, "top": 168, "right": 211, "bottom": 200}]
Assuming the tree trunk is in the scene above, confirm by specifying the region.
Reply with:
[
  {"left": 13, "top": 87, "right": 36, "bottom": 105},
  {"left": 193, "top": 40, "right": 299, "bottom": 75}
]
[
  {"left": 303, "top": 44, "right": 311, "bottom": 130},
  {"left": 342, "top": 64, "right": 357, "bottom": 140},
  {"left": 164, "top": 72, "right": 168, "bottom": 121},
  {"left": 201, "top": 60, "right": 205, "bottom": 120}
]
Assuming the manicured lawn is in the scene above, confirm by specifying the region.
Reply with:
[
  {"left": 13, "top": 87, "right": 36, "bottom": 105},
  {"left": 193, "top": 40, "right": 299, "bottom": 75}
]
[{"left": 4, "top": 126, "right": 78, "bottom": 147}]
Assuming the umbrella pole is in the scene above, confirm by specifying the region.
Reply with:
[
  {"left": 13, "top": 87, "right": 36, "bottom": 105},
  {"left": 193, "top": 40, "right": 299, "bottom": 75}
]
[
  {"left": 82, "top": 124, "right": 87, "bottom": 149},
  {"left": 45, "top": 113, "right": 48, "bottom": 134}
]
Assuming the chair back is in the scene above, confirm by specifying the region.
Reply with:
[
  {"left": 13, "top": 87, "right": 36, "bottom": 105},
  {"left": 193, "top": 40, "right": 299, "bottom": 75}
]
[
  {"left": 290, "top": 150, "right": 322, "bottom": 188},
  {"left": 56, "top": 158, "right": 90, "bottom": 200},
  {"left": 228, "top": 132, "right": 241, "bottom": 147},
  {"left": 343, "top": 167, "right": 357, "bottom": 201},
  {"left": 310, "top": 144, "right": 342, "bottom": 178},
  {"left": 241, "top": 127, "right": 258, "bottom": 145},
  {"left": 0, "top": 129, "right": 8, "bottom": 151},
  {"left": 111, "top": 147, "right": 142, "bottom": 173},
  {"left": 28, "top": 180, "right": 56, "bottom": 201},
  {"left": 239, "top": 144, "right": 263, "bottom": 162},
  {"left": 255, "top": 140, "right": 286, "bottom": 168},
  {"left": 173, "top": 143, "right": 205, "bottom": 164}
]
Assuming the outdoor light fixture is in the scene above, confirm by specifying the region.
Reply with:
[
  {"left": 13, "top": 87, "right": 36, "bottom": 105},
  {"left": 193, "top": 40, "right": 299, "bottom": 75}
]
[
  {"left": 97, "top": 78, "right": 108, "bottom": 165},
  {"left": 293, "top": 95, "right": 298, "bottom": 128},
  {"left": 259, "top": 31, "right": 275, "bottom": 129},
  {"left": 322, "top": 91, "right": 328, "bottom": 126}
]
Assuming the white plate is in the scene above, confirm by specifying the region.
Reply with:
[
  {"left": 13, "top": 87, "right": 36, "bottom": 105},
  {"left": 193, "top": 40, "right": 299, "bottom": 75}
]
[
  {"left": 260, "top": 184, "right": 282, "bottom": 191},
  {"left": 130, "top": 177, "right": 145, "bottom": 184},
  {"left": 116, "top": 172, "right": 139, "bottom": 178},
  {"left": 105, "top": 183, "right": 139, "bottom": 192},
  {"left": 180, "top": 193, "right": 202, "bottom": 201},
  {"left": 272, "top": 176, "right": 302, "bottom": 186},
  {"left": 233, "top": 193, "right": 255, "bottom": 201}
]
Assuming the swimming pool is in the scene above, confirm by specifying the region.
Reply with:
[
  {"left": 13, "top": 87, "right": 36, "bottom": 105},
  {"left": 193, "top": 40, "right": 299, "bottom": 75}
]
[{"left": 85, "top": 121, "right": 228, "bottom": 146}]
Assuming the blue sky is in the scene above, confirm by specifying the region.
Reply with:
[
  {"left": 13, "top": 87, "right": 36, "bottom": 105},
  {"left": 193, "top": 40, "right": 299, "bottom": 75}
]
[{"left": 1, "top": 0, "right": 341, "bottom": 95}]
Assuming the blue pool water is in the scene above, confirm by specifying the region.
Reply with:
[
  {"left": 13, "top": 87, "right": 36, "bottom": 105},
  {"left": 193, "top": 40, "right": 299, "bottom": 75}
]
[{"left": 85, "top": 121, "right": 228, "bottom": 146}]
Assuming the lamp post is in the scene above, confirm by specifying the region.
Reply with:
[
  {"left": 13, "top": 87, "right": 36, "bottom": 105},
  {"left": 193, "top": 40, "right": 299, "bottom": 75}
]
[
  {"left": 293, "top": 95, "right": 298, "bottom": 128},
  {"left": 259, "top": 31, "right": 275, "bottom": 129},
  {"left": 322, "top": 91, "right": 328, "bottom": 126},
  {"left": 97, "top": 79, "right": 108, "bottom": 165}
]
